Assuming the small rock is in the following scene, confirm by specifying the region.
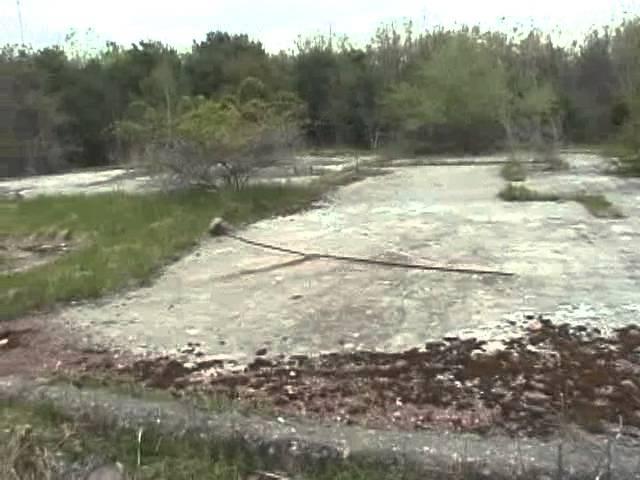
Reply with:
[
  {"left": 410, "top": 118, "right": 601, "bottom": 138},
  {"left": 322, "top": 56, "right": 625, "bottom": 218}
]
[
  {"left": 256, "top": 348, "right": 268, "bottom": 357},
  {"left": 208, "top": 218, "right": 232, "bottom": 236},
  {"left": 523, "top": 390, "right": 551, "bottom": 405},
  {"left": 529, "top": 381, "right": 547, "bottom": 392},
  {"left": 394, "top": 360, "right": 409, "bottom": 370},
  {"left": 526, "top": 404, "right": 548, "bottom": 416},
  {"left": 0, "top": 338, "right": 8, "bottom": 347},
  {"left": 290, "top": 294, "right": 303, "bottom": 300},
  {"left": 185, "top": 329, "right": 200, "bottom": 336},
  {"left": 621, "top": 379, "right": 639, "bottom": 393},
  {"left": 183, "top": 362, "right": 197, "bottom": 370},
  {"left": 527, "top": 320, "right": 543, "bottom": 332}
]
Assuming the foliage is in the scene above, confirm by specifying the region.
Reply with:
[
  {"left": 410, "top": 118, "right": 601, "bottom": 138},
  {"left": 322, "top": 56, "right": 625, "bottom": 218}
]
[
  {"left": 154, "top": 94, "right": 302, "bottom": 190},
  {"left": 498, "top": 184, "right": 562, "bottom": 202},
  {"left": 382, "top": 33, "right": 510, "bottom": 153},
  {"left": 2, "top": 18, "right": 640, "bottom": 174}
]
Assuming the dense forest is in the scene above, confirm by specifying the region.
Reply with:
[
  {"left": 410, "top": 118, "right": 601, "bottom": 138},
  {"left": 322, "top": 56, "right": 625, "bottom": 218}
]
[{"left": 1, "top": 19, "right": 639, "bottom": 178}]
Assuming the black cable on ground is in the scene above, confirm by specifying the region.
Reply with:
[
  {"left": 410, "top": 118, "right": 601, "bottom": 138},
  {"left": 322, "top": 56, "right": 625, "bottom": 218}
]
[{"left": 225, "top": 232, "right": 515, "bottom": 277}]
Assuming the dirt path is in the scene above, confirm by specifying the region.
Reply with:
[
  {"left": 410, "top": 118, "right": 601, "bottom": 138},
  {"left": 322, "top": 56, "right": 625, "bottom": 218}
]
[{"left": 46, "top": 153, "right": 640, "bottom": 362}]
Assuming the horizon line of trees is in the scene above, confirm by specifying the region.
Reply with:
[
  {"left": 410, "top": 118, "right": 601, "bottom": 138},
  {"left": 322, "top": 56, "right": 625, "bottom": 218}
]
[{"left": 1, "top": 18, "right": 639, "bottom": 178}]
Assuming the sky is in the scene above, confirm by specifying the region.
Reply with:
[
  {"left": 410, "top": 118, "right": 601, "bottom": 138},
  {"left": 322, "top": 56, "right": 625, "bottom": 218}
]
[{"left": 1, "top": 0, "right": 639, "bottom": 53}]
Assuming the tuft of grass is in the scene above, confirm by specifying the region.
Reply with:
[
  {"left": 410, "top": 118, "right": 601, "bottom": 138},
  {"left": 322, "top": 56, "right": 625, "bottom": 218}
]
[
  {"left": 500, "top": 160, "right": 528, "bottom": 182},
  {"left": 498, "top": 184, "right": 562, "bottom": 202},
  {"left": 499, "top": 185, "right": 625, "bottom": 219},
  {"left": 572, "top": 194, "right": 625, "bottom": 219},
  {"left": 0, "top": 186, "right": 320, "bottom": 321}
]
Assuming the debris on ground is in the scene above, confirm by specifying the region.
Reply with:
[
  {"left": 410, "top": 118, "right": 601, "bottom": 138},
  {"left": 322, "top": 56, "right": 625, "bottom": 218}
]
[
  {"left": 2, "top": 316, "right": 639, "bottom": 439},
  {"left": 125, "top": 318, "right": 640, "bottom": 437}
]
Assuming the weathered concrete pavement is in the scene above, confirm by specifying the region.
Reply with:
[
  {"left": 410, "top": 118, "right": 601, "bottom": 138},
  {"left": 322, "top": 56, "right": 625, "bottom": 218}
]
[{"left": 52, "top": 153, "right": 640, "bottom": 361}]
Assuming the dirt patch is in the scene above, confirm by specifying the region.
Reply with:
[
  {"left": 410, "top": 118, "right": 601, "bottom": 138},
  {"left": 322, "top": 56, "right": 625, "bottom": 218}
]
[
  {"left": 2, "top": 317, "right": 640, "bottom": 439},
  {"left": 0, "top": 232, "right": 77, "bottom": 274},
  {"left": 0, "top": 317, "right": 127, "bottom": 378},
  {"left": 124, "top": 319, "right": 640, "bottom": 438}
]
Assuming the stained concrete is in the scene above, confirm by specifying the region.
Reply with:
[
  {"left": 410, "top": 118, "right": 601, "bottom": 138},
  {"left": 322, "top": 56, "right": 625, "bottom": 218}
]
[{"left": 46, "top": 152, "right": 640, "bottom": 361}]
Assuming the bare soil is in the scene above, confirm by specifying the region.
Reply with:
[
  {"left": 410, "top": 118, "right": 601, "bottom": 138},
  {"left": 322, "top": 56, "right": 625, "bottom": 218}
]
[
  {"left": 3, "top": 317, "right": 639, "bottom": 440},
  {"left": 0, "top": 317, "right": 129, "bottom": 377},
  {"left": 0, "top": 234, "right": 76, "bottom": 274},
  {"left": 128, "top": 319, "right": 640, "bottom": 438}
]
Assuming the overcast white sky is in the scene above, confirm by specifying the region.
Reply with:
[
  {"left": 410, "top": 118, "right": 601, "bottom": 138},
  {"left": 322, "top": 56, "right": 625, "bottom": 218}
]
[{"left": 1, "top": 0, "right": 639, "bottom": 53}]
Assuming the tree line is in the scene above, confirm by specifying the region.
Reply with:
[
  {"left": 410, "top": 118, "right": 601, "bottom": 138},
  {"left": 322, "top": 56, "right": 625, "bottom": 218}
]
[{"left": 1, "top": 19, "right": 639, "bottom": 178}]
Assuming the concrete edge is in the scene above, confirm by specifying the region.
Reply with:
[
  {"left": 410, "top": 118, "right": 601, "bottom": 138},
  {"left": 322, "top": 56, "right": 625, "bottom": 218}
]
[{"left": 0, "top": 376, "right": 638, "bottom": 479}]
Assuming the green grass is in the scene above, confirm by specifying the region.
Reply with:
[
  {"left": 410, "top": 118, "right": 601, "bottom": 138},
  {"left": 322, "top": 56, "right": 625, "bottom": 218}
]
[
  {"left": 0, "top": 399, "right": 416, "bottom": 480},
  {"left": 499, "top": 184, "right": 625, "bottom": 219},
  {"left": 572, "top": 194, "right": 625, "bottom": 219},
  {"left": 0, "top": 185, "right": 320, "bottom": 321},
  {"left": 500, "top": 160, "right": 528, "bottom": 182},
  {"left": 498, "top": 184, "right": 562, "bottom": 202}
]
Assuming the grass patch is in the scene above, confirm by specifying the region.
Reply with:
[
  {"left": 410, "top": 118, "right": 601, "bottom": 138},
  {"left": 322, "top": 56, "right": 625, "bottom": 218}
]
[
  {"left": 499, "top": 184, "right": 625, "bottom": 219},
  {"left": 500, "top": 160, "right": 528, "bottom": 182},
  {"left": 498, "top": 184, "right": 562, "bottom": 202},
  {"left": 0, "top": 185, "right": 320, "bottom": 321},
  {"left": 0, "top": 399, "right": 418, "bottom": 480},
  {"left": 572, "top": 194, "right": 625, "bottom": 219}
]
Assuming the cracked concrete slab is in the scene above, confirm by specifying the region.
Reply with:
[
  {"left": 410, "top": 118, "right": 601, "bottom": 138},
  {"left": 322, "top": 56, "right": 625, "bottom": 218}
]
[{"left": 51, "top": 152, "right": 640, "bottom": 362}]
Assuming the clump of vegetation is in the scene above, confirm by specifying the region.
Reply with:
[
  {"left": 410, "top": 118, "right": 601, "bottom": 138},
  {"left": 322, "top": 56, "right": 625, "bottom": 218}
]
[
  {"left": 572, "top": 194, "right": 625, "bottom": 219},
  {"left": 116, "top": 82, "right": 305, "bottom": 190},
  {"left": 500, "top": 160, "right": 528, "bottom": 181},
  {"left": 499, "top": 184, "right": 624, "bottom": 219},
  {"left": 498, "top": 184, "right": 562, "bottom": 202},
  {"left": 3, "top": 19, "right": 640, "bottom": 176}
]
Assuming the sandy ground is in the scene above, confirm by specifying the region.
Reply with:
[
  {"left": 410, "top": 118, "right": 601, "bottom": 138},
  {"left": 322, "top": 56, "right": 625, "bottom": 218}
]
[{"left": 26, "top": 152, "right": 635, "bottom": 363}]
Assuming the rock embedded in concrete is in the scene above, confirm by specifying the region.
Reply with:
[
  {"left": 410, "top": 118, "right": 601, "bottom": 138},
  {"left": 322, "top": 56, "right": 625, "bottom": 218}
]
[{"left": 208, "top": 217, "right": 232, "bottom": 237}]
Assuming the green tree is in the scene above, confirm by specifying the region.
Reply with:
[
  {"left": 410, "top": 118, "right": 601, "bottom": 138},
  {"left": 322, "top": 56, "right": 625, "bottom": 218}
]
[
  {"left": 184, "top": 32, "right": 274, "bottom": 98},
  {"left": 382, "top": 33, "right": 510, "bottom": 153}
]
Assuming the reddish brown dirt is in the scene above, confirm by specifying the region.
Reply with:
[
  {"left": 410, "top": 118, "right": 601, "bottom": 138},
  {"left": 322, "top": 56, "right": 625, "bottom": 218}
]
[
  {"left": 2, "top": 317, "right": 640, "bottom": 438},
  {"left": 128, "top": 320, "right": 640, "bottom": 437},
  {"left": 0, "top": 317, "right": 126, "bottom": 377}
]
